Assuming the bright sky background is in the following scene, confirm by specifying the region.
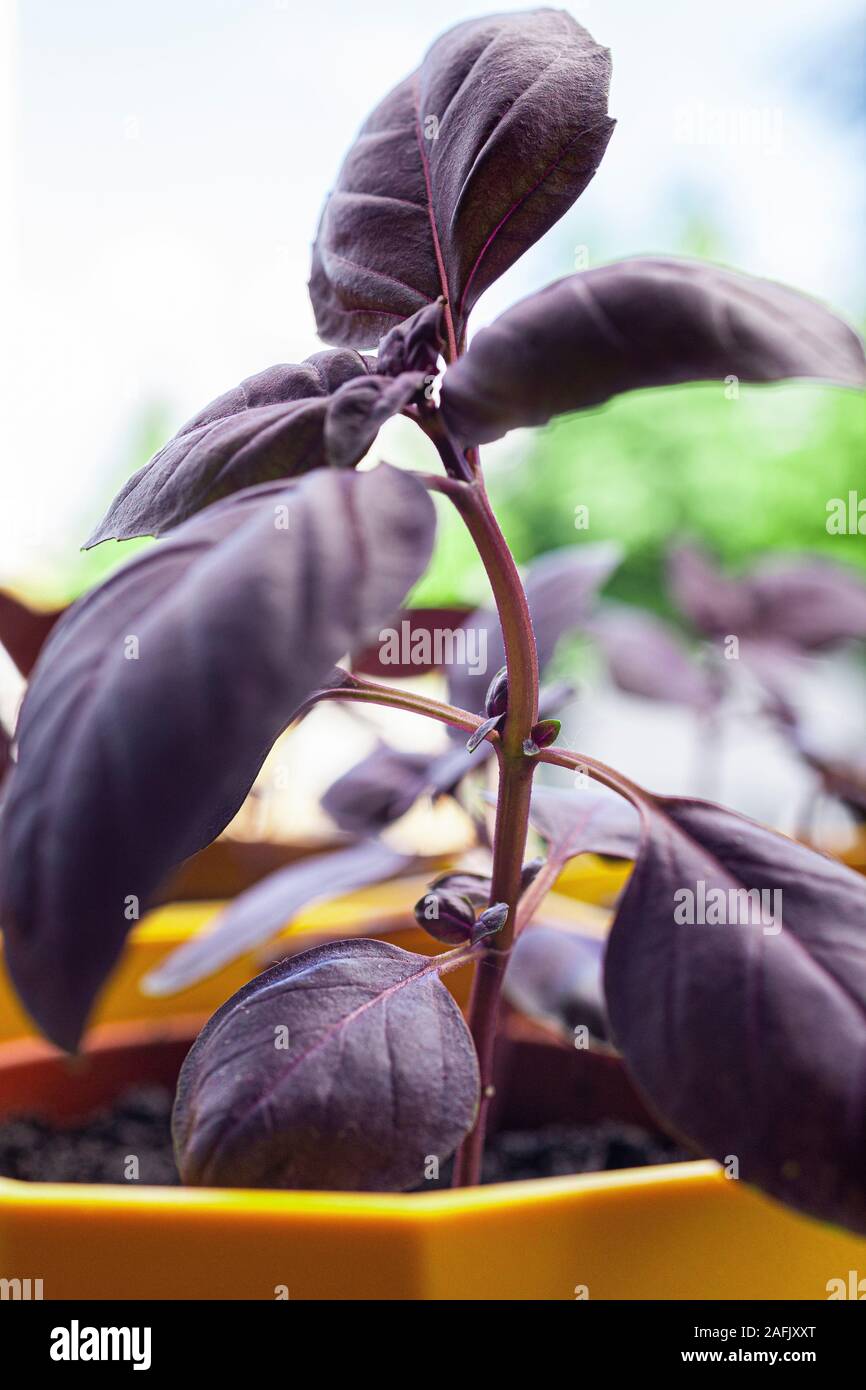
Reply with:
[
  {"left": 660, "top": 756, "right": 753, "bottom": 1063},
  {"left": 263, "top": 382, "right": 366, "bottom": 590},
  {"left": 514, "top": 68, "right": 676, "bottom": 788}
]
[{"left": 4, "top": 0, "right": 865, "bottom": 591}]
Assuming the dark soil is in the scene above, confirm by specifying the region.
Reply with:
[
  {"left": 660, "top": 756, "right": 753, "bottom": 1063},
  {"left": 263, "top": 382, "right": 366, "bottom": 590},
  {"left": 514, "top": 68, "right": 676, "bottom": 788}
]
[{"left": 0, "top": 1084, "right": 691, "bottom": 1188}]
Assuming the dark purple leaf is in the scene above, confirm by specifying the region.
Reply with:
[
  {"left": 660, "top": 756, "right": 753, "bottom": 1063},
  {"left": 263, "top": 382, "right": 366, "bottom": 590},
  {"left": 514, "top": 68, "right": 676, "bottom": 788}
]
[
  {"left": 0, "top": 465, "right": 435, "bottom": 1050},
  {"left": 505, "top": 923, "right": 607, "bottom": 1042},
  {"left": 447, "top": 544, "right": 621, "bottom": 725},
  {"left": 143, "top": 839, "right": 409, "bottom": 996},
  {"left": 322, "top": 369, "right": 429, "bottom": 470},
  {"left": 529, "top": 784, "right": 641, "bottom": 862},
  {"left": 376, "top": 301, "right": 446, "bottom": 378},
  {"left": 86, "top": 351, "right": 428, "bottom": 544},
  {"left": 309, "top": 9, "right": 613, "bottom": 351},
  {"left": 321, "top": 743, "right": 435, "bottom": 835},
  {"left": 441, "top": 258, "right": 866, "bottom": 446},
  {"left": 0, "top": 590, "right": 63, "bottom": 676},
  {"left": 173, "top": 938, "right": 479, "bottom": 1191},
  {"left": 588, "top": 605, "right": 716, "bottom": 708},
  {"left": 604, "top": 795, "right": 866, "bottom": 1234}
]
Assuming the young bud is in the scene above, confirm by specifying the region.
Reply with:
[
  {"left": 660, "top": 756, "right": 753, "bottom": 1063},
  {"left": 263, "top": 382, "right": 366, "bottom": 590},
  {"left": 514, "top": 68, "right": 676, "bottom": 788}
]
[
  {"left": 471, "top": 902, "right": 509, "bottom": 944},
  {"left": 484, "top": 666, "right": 509, "bottom": 719},
  {"left": 413, "top": 888, "right": 476, "bottom": 944},
  {"left": 523, "top": 718, "right": 561, "bottom": 756}
]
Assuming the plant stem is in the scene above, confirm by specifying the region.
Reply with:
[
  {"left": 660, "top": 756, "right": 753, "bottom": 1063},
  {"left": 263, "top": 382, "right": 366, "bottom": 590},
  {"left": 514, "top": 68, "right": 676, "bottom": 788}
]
[
  {"left": 301, "top": 672, "right": 484, "bottom": 736},
  {"left": 438, "top": 471, "right": 540, "bottom": 1188},
  {"left": 536, "top": 745, "right": 646, "bottom": 806},
  {"left": 446, "top": 480, "right": 539, "bottom": 753}
]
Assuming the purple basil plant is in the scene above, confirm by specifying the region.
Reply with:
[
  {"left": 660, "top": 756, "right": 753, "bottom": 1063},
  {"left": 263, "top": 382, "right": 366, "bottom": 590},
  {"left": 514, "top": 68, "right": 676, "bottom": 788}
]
[{"left": 3, "top": 10, "right": 866, "bottom": 1231}]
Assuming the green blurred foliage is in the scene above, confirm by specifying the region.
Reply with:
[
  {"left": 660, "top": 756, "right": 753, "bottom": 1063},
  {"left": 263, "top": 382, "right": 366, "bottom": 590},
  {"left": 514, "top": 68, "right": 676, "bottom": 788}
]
[
  {"left": 415, "top": 378, "right": 866, "bottom": 617},
  {"left": 415, "top": 211, "right": 866, "bottom": 615}
]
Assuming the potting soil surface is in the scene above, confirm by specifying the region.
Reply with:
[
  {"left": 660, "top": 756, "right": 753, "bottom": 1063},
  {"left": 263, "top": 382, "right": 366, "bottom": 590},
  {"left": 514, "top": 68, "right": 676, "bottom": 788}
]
[{"left": 0, "top": 1084, "right": 691, "bottom": 1187}]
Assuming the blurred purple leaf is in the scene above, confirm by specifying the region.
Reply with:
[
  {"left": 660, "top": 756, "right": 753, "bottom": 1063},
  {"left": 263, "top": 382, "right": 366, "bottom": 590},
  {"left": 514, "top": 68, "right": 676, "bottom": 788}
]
[
  {"left": 0, "top": 465, "right": 435, "bottom": 1050},
  {"left": 529, "top": 784, "right": 640, "bottom": 862},
  {"left": 173, "top": 938, "right": 479, "bottom": 1190},
  {"left": 310, "top": 9, "right": 613, "bottom": 350},
  {"left": 142, "top": 839, "right": 409, "bottom": 996},
  {"left": 746, "top": 558, "right": 866, "bottom": 649},
  {"left": 505, "top": 923, "right": 607, "bottom": 1043},
  {"left": 667, "top": 545, "right": 753, "bottom": 638},
  {"left": 588, "top": 604, "right": 716, "bottom": 708},
  {"left": 322, "top": 743, "right": 436, "bottom": 835},
  {"left": 86, "top": 351, "right": 428, "bottom": 544},
  {"left": 604, "top": 795, "right": 866, "bottom": 1234},
  {"left": 670, "top": 545, "right": 866, "bottom": 651},
  {"left": 441, "top": 258, "right": 866, "bottom": 446}
]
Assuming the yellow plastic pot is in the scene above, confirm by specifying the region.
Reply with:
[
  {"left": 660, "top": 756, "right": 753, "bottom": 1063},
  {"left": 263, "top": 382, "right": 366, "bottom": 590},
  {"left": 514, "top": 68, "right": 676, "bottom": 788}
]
[{"left": 1, "top": 861, "right": 865, "bottom": 1300}]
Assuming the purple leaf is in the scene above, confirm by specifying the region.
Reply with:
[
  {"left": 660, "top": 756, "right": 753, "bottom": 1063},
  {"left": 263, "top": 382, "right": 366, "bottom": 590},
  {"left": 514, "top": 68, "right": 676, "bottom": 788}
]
[
  {"left": 0, "top": 590, "right": 63, "bottom": 676},
  {"left": 667, "top": 544, "right": 753, "bottom": 639},
  {"left": 447, "top": 544, "right": 621, "bottom": 725},
  {"left": 173, "top": 938, "right": 479, "bottom": 1190},
  {"left": 376, "top": 301, "right": 446, "bottom": 378},
  {"left": 86, "top": 351, "right": 428, "bottom": 544},
  {"left": 505, "top": 923, "right": 607, "bottom": 1043},
  {"left": 588, "top": 605, "right": 716, "bottom": 708},
  {"left": 0, "top": 465, "right": 435, "bottom": 1050},
  {"left": 669, "top": 546, "right": 866, "bottom": 650},
  {"left": 309, "top": 9, "right": 613, "bottom": 351},
  {"left": 441, "top": 257, "right": 866, "bottom": 446},
  {"left": 604, "top": 795, "right": 866, "bottom": 1234},
  {"left": 142, "top": 839, "right": 409, "bottom": 996},
  {"left": 529, "top": 784, "right": 641, "bottom": 862},
  {"left": 745, "top": 558, "right": 866, "bottom": 649},
  {"left": 322, "top": 369, "right": 430, "bottom": 470},
  {"left": 321, "top": 743, "right": 436, "bottom": 836}
]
